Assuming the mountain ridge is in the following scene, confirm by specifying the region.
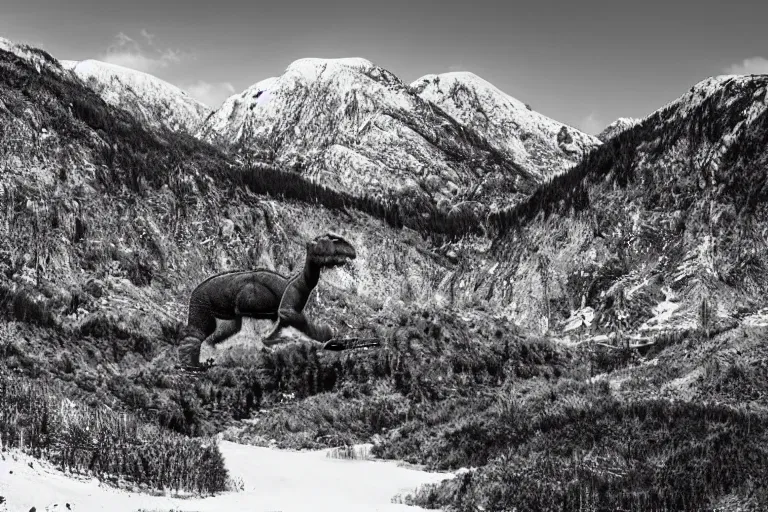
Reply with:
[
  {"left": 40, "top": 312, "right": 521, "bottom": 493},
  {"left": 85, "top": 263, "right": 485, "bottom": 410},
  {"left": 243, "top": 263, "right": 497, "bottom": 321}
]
[
  {"left": 13, "top": 40, "right": 601, "bottom": 213},
  {"left": 61, "top": 58, "right": 212, "bottom": 133},
  {"left": 199, "top": 57, "right": 598, "bottom": 210},
  {"left": 448, "top": 73, "right": 768, "bottom": 335},
  {"left": 411, "top": 71, "right": 601, "bottom": 180},
  {"left": 597, "top": 116, "right": 641, "bottom": 141}
]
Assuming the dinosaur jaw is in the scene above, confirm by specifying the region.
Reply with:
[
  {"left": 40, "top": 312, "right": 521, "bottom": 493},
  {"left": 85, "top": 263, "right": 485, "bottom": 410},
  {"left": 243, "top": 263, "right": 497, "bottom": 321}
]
[
  {"left": 310, "top": 240, "right": 357, "bottom": 268},
  {"left": 316, "top": 252, "right": 356, "bottom": 268}
]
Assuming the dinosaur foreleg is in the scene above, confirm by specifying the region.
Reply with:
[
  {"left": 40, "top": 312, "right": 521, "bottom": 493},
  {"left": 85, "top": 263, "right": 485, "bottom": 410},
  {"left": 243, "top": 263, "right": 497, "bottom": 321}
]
[{"left": 264, "top": 310, "right": 335, "bottom": 346}]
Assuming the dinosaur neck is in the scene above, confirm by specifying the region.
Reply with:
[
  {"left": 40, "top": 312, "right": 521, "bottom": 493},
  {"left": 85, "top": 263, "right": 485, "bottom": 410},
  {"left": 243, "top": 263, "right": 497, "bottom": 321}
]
[
  {"left": 277, "top": 256, "right": 323, "bottom": 315},
  {"left": 299, "top": 256, "right": 322, "bottom": 291}
]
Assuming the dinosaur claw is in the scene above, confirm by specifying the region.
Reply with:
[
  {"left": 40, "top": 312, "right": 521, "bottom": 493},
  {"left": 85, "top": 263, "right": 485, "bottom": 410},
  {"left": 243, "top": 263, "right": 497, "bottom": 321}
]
[{"left": 322, "top": 339, "right": 349, "bottom": 351}]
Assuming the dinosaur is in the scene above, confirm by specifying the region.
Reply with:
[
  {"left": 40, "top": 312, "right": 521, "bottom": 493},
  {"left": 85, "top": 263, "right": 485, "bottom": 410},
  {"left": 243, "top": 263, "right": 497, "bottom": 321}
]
[{"left": 177, "top": 233, "right": 357, "bottom": 367}]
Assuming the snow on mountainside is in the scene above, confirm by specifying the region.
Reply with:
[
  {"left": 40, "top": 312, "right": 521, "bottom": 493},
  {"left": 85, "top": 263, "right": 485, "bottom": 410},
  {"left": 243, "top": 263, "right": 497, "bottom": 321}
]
[
  {"left": 597, "top": 117, "right": 641, "bottom": 142},
  {"left": 662, "top": 75, "right": 744, "bottom": 117},
  {"left": 411, "top": 72, "right": 601, "bottom": 181},
  {"left": 0, "top": 36, "right": 64, "bottom": 75},
  {"left": 62, "top": 59, "right": 211, "bottom": 133},
  {"left": 199, "top": 57, "right": 546, "bottom": 210},
  {"left": 596, "top": 75, "right": 755, "bottom": 143}
]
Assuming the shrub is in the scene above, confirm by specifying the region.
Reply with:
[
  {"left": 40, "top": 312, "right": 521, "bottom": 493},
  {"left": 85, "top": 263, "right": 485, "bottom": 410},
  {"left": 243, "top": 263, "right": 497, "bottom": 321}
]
[
  {"left": 407, "top": 398, "right": 768, "bottom": 512},
  {"left": 0, "top": 374, "right": 228, "bottom": 494},
  {"left": 0, "top": 284, "right": 56, "bottom": 328}
]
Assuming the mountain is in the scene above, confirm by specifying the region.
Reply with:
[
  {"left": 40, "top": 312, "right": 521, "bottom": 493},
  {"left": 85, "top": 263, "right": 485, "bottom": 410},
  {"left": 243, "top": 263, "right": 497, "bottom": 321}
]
[
  {"left": 411, "top": 72, "right": 601, "bottom": 180},
  {"left": 450, "top": 74, "right": 768, "bottom": 335},
  {"left": 199, "top": 58, "right": 559, "bottom": 211},
  {"left": 597, "top": 116, "right": 641, "bottom": 141},
  {"left": 61, "top": 59, "right": 211, "bottom": 133},
  {"left": 0, "top": 39, "right": 467, "bottom": 432}
]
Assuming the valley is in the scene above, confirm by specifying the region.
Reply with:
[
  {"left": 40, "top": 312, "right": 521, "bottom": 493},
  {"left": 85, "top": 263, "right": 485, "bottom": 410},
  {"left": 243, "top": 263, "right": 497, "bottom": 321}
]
[{"left": 0, "top": 34, "right": 767, "bottom": 511}]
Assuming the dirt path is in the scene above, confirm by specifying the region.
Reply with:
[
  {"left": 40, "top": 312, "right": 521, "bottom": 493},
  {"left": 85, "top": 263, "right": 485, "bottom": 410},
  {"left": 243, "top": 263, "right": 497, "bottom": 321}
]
[{"left": 0, "top": 441, "right": 453, "bottom": 512}]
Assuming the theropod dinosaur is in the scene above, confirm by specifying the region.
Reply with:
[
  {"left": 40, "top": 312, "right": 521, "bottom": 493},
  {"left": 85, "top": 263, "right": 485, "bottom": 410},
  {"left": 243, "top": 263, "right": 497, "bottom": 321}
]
[{"left": 178, "top": 233, "right": 358, "bottom": 367}]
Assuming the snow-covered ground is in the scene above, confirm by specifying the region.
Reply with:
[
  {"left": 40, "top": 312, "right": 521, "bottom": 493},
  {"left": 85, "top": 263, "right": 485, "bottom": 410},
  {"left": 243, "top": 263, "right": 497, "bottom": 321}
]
[
  {"left": 743, "top": 308, "right": 768, "bottom": 328},
  {"left": 0, "top": 441, "right": 453, "bottom": 512}
]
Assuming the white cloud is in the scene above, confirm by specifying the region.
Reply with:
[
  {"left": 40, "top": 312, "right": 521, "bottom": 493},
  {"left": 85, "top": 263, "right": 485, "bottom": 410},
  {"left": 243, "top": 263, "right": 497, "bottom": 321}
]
[
  {"left": 159, "top": 48, "right": 182, "bottom": 65},
  {"left": 114, "top": 32, "right": 136, "bottom": 48},
  {"left": 724, "top": 57, "right": 768, "bottom": 75},
  {"left": 100, "top": 31, "right": 189, "bottom": 73},
  {"left": 140, "top": 29, "right": 156, "bottom": 46},
  {"left": 185, "top": 80, "right": 236, "bottom": 107},
  {"left": 579, "top": 112, "right": 604, "bottom": 135}
]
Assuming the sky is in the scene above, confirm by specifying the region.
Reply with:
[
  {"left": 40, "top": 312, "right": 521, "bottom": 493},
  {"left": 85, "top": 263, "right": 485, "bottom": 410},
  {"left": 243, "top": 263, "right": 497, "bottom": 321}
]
[{"left": 1, "top": 0, "right": 767, "bottom": 134}]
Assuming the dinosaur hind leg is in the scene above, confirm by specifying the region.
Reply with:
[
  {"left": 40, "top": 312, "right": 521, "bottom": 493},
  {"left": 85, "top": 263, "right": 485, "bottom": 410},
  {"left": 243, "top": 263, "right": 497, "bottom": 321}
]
[
  {"left": 203, "top": 317, "right": 243, "bottom": 348},
  {"left": 178, "top": 304, "right": 216, "bottom": 367}
]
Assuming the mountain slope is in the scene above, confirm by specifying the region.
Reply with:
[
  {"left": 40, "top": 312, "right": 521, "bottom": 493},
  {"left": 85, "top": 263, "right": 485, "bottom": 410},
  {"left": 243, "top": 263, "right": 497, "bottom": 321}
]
[
  {"left": 0, "top": 43, "right": 466, "bottom": 433},
  {"left": 449, "top": 74, "right": 768, "bottom": 335},
  {"left": 0, "top": 37, "right": 65, "bottom": 75},
  {"left": 199, "top": 58, "right": 545, "bottom": 211},
  {"left": 411, "top": 72, "right": 600, "bottom": 180},
  {"left": 61, "top": 59, "right": 211, "bottom": 133}
]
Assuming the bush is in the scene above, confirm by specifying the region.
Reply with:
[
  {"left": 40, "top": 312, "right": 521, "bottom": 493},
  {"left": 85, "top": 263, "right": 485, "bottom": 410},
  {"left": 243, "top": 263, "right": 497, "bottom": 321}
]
[
  {"left": 0, "top": 284, "right": 56, "bottom": 328},
  {"left": 0, "top": 374, "right": 228, "bottom": 494},
  {"left": 407, "top": 398, "right": 768, "bottom": 512}
]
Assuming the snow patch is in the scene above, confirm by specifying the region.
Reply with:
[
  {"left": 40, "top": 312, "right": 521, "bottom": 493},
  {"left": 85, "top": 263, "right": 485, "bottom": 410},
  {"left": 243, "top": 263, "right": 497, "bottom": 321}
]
[{"left": 0, "top": 441, "right": 453, "bottom": 512}]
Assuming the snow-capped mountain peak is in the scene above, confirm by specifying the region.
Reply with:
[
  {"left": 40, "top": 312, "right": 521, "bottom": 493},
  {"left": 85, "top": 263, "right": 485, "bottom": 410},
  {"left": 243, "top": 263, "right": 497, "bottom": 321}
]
[
  {"left": 414, "top": 71, "right": 525, "bottom": 108},
  {"left": 597, "top": 117, "right": 641, "bottom": 142},
  {"left": 63, "top": 59, "right": 211, "bottom": 134},
  {"left": 286, "top": 57, "right": 375, "bottom": 78},
  {"left": 411, "top": 71, "right": 601, "bottom": 181},
  {"left": 661, "top": 75, "right": 747, "bottom": 119},
  {"left": 199, "top": 56, "right": 558, "bottom": 209}
]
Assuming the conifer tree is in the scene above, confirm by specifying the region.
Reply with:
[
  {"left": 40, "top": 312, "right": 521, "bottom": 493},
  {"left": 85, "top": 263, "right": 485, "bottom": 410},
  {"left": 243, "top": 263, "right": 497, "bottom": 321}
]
[{"left": 699, "top": 297, "right": 713, "bottom": 339}]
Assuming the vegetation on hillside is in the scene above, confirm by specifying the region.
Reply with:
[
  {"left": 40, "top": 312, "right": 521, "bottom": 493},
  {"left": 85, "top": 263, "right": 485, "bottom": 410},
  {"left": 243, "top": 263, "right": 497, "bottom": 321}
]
[
  {"left": 406, "top": 398, "right": 768, "bottom": 512},
  {"left": 224, "top": 309, "right": 768, "bottom": 511},
  {"left": 0, "top": 372, "right": 228, "bottom": 494},
  {"left": 488, "top": 76, "right": 768, "bottom": 235},
  {"left": 0, "top": 48, "right": 483, "bottom": 250}
]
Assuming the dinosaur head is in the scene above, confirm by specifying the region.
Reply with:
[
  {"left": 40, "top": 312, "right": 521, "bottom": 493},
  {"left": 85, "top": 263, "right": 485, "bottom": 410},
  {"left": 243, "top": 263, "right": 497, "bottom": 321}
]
[{"left": 307, "top": 233, "right": 357, "bottom": 268}]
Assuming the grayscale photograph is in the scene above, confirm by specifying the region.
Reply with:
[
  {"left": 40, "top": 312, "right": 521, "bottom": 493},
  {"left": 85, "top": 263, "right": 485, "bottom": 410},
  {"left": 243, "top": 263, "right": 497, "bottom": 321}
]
[{"left": 0, "top": 0, "right": 766, "bottom": 510}]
